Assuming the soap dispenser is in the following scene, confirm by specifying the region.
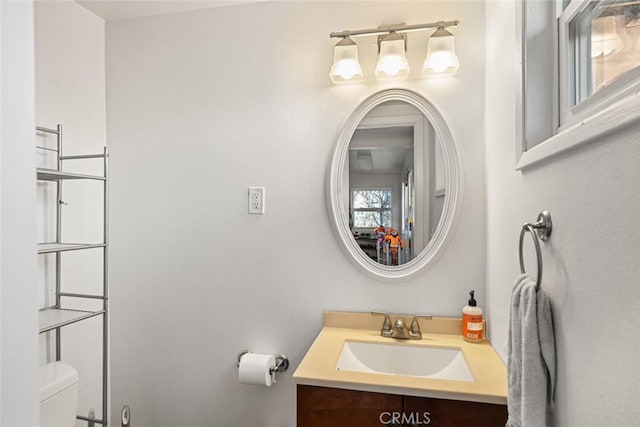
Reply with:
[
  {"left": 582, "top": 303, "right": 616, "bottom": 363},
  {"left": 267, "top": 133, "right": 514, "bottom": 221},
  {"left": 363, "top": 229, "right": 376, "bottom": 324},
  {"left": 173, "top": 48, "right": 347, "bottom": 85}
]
[{"left": 462, "top": 290, "right": 484, "bottom": 342}]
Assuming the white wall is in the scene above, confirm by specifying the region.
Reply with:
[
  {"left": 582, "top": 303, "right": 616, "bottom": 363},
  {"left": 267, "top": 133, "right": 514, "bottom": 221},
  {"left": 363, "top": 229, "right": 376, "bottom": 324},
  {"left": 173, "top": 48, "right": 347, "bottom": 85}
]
[
  {"left": 106, "top": 2, "right": 486, "bottom": 425},
  {"left": 0, "top": 1, "right": 39, "bottom": 425},
  {"left": 34, "top": 0, "right": 107, "bottom": 423},
  {"left": 485, "top": 2, "right": 640, "bottom": 426},
  {"left": 18, "top": 2, "right": 640, "bottom": 426}
]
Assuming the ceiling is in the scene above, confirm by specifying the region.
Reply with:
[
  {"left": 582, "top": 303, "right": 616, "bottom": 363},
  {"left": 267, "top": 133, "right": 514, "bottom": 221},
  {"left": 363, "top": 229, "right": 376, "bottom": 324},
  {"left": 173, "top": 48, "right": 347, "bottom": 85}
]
[
  {"left": 75, "top": 0, "right": 382, "bottom": 21},
  {"left": 75, "top": 0, "right": 266, "bottom": 21},
  {"left": 349, "top": 127, "right": 414, "bottom": 174}
]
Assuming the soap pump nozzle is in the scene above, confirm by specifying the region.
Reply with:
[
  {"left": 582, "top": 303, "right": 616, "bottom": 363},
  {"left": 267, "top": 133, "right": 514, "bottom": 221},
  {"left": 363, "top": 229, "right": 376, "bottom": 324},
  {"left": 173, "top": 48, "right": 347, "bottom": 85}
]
[{"left": 468, "top": 290, "right": 477, "bottom": 307}]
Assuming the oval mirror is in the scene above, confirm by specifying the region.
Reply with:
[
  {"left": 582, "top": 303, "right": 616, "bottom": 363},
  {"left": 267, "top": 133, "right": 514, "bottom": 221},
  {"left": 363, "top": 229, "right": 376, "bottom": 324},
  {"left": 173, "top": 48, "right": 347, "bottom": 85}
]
[{"left": 327, "top": 89, "right": 461, "bottom": 282}]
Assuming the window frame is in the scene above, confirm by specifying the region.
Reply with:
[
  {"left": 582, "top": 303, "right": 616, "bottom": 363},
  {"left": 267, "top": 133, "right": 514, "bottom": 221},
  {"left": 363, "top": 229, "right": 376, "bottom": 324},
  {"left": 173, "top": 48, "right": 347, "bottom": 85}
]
[
  {"left": 558, "top": 0, "right": 640, "bottom": 128},
  {"left": 351, "top": 188, "right": 392, "bottom": 230},
  {"left": 517, "top": 0, "right": 640, "bottom": 169}
]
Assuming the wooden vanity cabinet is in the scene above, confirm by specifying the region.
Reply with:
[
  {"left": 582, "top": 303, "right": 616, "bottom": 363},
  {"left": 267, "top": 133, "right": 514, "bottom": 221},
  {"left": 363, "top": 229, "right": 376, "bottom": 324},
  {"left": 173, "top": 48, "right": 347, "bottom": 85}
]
[
  {"left": 403, "top": 395, "right": 507, "bottom": 426},
  {"left": 297, "top": 385, "right": 403, "bottom": 427},
  {"left": 297, "top": 385, "right": 507, "bottom": 427}
]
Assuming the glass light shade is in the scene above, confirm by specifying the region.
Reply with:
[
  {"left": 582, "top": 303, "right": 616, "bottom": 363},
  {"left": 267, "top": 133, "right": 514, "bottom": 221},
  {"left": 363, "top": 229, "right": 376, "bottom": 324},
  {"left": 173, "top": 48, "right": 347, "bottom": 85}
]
[
  {"left": 375, "top": 34, "right": 410, "bottom": 80},
  {"left": 422, "top": 28, "right": 459, "bottom": 76},
  {"left": 591, "top": 15, "right": 622, "bottom": 58},
  {"left": 330, "top": 37, "right": 363, "bottom": 83}
]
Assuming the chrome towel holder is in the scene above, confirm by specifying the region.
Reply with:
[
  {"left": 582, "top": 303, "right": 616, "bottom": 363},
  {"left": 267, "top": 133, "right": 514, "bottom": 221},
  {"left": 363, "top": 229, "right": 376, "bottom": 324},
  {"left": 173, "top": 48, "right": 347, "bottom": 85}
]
[{"left": 519, "top": 211, "right": 552, "bottom": 291}]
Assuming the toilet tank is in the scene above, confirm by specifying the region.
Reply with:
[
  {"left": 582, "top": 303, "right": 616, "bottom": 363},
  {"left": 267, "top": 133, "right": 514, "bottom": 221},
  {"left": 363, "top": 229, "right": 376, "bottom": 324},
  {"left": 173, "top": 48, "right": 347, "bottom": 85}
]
[{"left": 39, "top": 362, "right": 79, "bottom": 427}]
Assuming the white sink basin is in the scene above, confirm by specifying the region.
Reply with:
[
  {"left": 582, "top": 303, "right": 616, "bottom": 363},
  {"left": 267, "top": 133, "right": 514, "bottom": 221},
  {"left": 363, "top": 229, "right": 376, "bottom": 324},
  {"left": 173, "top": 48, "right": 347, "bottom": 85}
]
[{"left": 336, "top": 341, "right": 474, "bottom": 382}]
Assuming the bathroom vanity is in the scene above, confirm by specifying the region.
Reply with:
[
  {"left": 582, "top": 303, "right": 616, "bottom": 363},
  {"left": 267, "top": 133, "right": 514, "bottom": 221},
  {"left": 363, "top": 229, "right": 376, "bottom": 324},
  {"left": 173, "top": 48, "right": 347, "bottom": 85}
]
[
  {"left": 293, "top": 311, "right": 507, "bottom": 427},
  {"left": 297, "top": 386, "right": 506, "bottom": 426}
]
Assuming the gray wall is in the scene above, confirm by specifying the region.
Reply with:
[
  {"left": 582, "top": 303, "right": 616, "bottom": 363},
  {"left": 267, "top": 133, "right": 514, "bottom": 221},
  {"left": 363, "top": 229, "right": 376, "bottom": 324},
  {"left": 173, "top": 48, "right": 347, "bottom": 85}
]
[
  {"left": 485, "top": 2, "right": 640, "bottom": 426},
  {"left": 6, "top": 2, "right": 640, "bottom": 426},
  {"left": 0, "top": 1, "right": 39, "bottom": 425},
  {"left": 34, "top": 2, "right": 108, "bottom": 421},
  {"left": 106, "top": 2, "right": 486, "bottom": 425}
]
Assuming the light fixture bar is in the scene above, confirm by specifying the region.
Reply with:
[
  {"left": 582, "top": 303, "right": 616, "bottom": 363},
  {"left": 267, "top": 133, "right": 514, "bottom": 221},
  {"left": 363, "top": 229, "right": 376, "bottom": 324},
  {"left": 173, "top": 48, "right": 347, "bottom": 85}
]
[{"left": 330, "top": 20, "right": 459, "bottom": 39}]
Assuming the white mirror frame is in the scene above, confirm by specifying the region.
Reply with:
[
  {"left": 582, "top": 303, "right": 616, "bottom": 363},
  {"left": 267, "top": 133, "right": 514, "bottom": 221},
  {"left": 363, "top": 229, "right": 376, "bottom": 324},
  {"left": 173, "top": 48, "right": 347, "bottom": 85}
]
[{"left": 327, "top": 88, "right": 462, "bottom": 282}]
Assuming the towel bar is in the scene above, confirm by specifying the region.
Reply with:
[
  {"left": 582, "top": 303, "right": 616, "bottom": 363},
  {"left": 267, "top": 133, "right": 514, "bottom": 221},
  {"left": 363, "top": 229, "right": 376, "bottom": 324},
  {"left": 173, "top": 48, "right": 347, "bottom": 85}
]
[{"left": 519, "top": 211, "right": 552, "bottom": 291}]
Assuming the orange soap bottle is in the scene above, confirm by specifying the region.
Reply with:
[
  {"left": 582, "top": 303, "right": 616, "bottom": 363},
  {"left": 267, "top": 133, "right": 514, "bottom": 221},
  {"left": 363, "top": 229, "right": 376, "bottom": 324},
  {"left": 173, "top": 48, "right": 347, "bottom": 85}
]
[{"left": 462, "top": 290, "right": 484, "bottom": 342}]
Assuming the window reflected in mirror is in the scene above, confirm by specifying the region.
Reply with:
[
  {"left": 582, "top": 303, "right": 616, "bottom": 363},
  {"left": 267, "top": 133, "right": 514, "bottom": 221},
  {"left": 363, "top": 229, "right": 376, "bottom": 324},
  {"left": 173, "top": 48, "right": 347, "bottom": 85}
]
[{"left": 347, "top": 101, "right": 445, "bottom": 267}]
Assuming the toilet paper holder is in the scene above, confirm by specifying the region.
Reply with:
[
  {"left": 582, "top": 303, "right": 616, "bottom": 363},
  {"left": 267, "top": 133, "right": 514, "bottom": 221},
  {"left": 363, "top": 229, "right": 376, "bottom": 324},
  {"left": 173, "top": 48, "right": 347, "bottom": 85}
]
[{"left": 237, "top": 350, "right": 289, "bottom": 379}]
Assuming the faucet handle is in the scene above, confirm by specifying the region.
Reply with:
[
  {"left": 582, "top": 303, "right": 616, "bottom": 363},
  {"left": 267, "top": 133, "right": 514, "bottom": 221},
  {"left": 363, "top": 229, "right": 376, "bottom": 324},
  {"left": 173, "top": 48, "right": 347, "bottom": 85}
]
[
  {"left": 371, "top": 311, "right": 393, "bottom": 336},
  {"left": 394, "top": 319, "right": 405, "bottom": 330},
  {"left": 409, "top": 315, "right": 433, "bottom": 338}
]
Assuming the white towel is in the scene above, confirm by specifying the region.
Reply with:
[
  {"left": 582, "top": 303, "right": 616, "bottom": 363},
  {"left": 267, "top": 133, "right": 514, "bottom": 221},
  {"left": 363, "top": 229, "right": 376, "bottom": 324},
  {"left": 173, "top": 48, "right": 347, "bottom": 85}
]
[{"left": 506, "top": 274, "right": 556, "bottom": 427}]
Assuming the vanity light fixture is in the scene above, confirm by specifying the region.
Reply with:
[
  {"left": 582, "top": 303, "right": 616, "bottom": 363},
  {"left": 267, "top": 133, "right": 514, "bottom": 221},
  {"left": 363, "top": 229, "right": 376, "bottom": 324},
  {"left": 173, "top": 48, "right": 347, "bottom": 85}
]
[
  {"left": 330, "top": 36, "right": 363, "bottom": 83},
  {"left": 329, "top": 20, "right": 460, "bottom": 83},
  {"left": 375, "top": 32, "right": 410, "bottom": 80},
  {"left": 422, "top": 24, "right": 460, "bottom": 76}
]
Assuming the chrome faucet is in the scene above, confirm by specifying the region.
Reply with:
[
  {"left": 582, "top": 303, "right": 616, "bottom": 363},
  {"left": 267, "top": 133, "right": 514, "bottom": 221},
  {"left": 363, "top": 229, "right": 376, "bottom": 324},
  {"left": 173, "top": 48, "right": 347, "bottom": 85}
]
[
  {"left": 371, "top": 311, "right": 393, "bottom": 337},
  {"left": 372, "top": 312, "right": 432, "bottom": 340}
]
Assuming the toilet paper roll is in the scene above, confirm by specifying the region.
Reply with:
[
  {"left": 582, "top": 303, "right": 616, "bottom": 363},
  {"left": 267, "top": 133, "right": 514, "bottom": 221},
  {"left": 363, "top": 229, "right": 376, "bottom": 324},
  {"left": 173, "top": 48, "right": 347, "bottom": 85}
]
[{"left": 238, "top": 353, "right": 276, "bottom": 387}]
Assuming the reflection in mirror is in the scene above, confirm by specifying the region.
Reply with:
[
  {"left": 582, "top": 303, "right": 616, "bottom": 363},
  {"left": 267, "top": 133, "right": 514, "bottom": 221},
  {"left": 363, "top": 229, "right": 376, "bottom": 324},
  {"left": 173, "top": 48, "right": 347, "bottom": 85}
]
[
  {"left": 328, "top": 89, "right": 460, "bottom": 282},
  {"left": 346, "top": 101, "right": 445, "bottom": 266}
]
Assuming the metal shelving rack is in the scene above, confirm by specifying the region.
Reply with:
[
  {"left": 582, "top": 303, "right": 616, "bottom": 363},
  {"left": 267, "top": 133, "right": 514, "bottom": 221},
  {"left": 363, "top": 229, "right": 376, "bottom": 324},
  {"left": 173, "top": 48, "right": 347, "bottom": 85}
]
[{"left": 36, "top": 124, "right": 109, "bottom": 426}]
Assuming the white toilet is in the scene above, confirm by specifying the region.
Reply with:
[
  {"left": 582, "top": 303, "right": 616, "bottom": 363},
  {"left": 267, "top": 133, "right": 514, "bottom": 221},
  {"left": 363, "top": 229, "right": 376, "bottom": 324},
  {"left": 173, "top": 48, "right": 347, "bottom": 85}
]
[{"left": 39, "top": 362, "right": 79, "bottom": 427}]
